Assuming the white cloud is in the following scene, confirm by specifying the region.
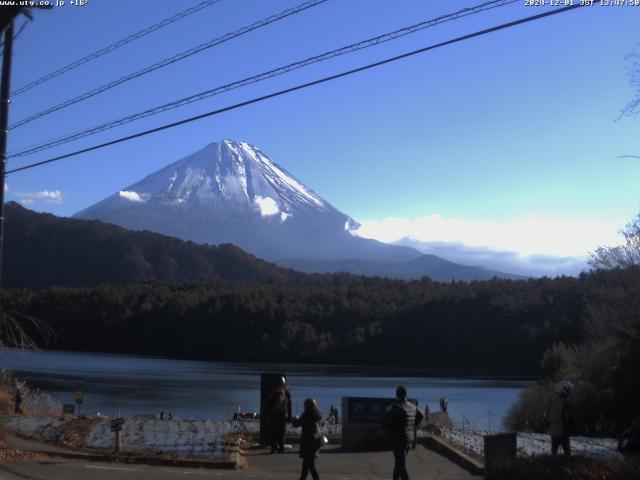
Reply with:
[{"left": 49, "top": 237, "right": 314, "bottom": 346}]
[
  {"left": 118, "top": 190, "right": 145, "bottom": 203},
  {"left": 280, "top": 211, "right": 291, "bottom": 222},
  {"left": 355, "top": 213, "right": 624, "bottom": 259},
  {"left": 16, "top": 190, "right": 63, "bottom": 204},
  {"left": 254, "top": 195, "right": 279, "bottom": 216},
  {"left": 4, "top": 182, "right": 8, "bottom": 192}
]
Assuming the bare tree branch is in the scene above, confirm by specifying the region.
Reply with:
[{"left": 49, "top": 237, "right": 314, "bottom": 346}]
[
  {"left": 0, "top": 306, "right": 55, "bottom": 350},
  {"left": 618, "top": 45, "right": 640, "bottom": 119},
  {"left": 589, "top": 213, "right": 640, "bottom": 269}
]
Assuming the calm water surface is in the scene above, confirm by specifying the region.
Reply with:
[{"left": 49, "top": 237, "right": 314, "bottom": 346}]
[{"left": 0, "top": 349, "right": 530, "bottom": 431}]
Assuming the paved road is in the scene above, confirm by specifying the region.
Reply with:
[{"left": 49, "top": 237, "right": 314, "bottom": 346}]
[{"left": 0, "top": 444, "right": 478, "bottom": 480}]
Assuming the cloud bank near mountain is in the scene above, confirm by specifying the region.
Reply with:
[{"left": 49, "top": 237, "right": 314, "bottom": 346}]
[{"left": 355, "top": 214, "right": 625, "bottom": 276}]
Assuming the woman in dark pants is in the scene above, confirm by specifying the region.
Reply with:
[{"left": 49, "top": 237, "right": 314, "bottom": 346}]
[{"left": 292, "top": 398, "right": 323, "bottom": 480}]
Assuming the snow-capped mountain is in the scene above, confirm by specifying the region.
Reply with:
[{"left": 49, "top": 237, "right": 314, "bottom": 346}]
[{"left": 75, "top": 140, "right": 418, "bottom": 262}]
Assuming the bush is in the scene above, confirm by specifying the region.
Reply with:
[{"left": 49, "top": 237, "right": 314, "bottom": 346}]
[
  {"left": 505, "top": 382, "right": 552, "bottom": 433},
  {"left": 0, "top": 368, "right": 60, "bottom": 417},
  {"left": 492, "top": 455, "right": 640, "bottom": 480}
]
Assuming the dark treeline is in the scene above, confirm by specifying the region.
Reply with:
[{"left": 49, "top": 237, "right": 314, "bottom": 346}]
[
  {"left": 6, "top": 268, "right": 636, "bottom": 373},
  {"left": 506, "top": 265, "right": 640, "bottom": 436}
]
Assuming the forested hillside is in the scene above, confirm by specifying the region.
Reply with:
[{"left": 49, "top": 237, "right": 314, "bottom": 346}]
[{"left": 2, "top": 202, "right": 301, "bottom": 288}]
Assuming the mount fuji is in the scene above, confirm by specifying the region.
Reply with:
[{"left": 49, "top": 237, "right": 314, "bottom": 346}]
[{"left": 75, "top": 140, "right": 518, "bottom": 281}]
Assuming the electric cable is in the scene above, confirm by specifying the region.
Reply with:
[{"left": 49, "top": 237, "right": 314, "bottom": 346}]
[
  {"left": 8, "top": 0, "right": 517, "bottom": 159},
  {"left": 9, "top": 0, "right": 329, "bottom": 129},
  {"left": 10, "top": 0, "right": 223, "bottom": 97},
  {"left": 5, "top": 3, "right": 585, "bottom": 176}
]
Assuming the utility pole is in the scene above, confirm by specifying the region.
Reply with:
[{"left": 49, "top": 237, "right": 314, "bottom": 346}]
[{"left": 0, "top": 21, "right": 14, "bottom": 290}]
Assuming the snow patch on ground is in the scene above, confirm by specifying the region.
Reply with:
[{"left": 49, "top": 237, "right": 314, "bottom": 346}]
[
  {"left": 2, "top": 416, "right": 236, "bottom": 458},
  {"left": 2, "top": 416, "right": 65, "bottom": 441},
  {"left": 442, "top": 427, "right": 622, "bottom": 461}
]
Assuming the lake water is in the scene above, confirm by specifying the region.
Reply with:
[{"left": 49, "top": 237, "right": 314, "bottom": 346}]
[{"left": 0, "top": 349, "right": 530, "bottom": 431}]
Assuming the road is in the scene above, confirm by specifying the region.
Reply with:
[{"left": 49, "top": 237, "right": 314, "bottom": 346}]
[{"left": 1, "top": 444, "right": 479, "bottom": 480}]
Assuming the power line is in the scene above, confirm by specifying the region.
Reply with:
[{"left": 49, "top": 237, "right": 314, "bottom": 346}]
[
  {"left": 5, "top": 3, "right": 585, "bottom": 176},
  {"left": 9, "top": 0, "right": 329, "bottom": 130},
  {"left": 9, "top": 0, "right": 223, "bottom": 97},
  {"left": 9, "top": 0, "right": 518, "bottom": 159}
]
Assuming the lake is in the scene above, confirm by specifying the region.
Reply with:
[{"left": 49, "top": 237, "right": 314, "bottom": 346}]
[{"left": 0, "top": 349, "right": 530, "bottom": 431}]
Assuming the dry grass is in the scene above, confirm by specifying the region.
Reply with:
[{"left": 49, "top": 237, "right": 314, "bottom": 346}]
[
  {"left": 0, "top": 448, "right": 46, "bottom": 462},
  {"left": 0, "top": 368, "right": 61, "bottom": 417},
  {"left": 492, "top": 455, "right": 640, "bottom": 480},
  {"left": 55, "top": 417, "right": 100, "bottom": 449}
]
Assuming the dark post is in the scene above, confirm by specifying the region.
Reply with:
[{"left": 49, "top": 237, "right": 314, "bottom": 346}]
[
  {"left": 483, "top": 432, "right": 517, "bottom": 479},
  {"left": 111, "top": 408, "right": 123, "bottom": 454},
  {"left": 259, "top": 373, "right": 286, "bottom": 446},
  {"left": 0, "top": 21, "right": 14, "bottom": 289}
]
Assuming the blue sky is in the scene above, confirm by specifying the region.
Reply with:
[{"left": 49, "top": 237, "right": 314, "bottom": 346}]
[{"left": 3, "top": 0, "right": 639, "bottom": 275}]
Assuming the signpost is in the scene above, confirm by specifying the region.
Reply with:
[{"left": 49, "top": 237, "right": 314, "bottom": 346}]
[
  {"left": 75, "top": 391, "right": 84, "bottom": 416},
  {"left": 111, "top": 411, "right": 125, "bottom": 454}
]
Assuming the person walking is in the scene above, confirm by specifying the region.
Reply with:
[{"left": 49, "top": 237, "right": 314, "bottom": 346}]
[
  {"left": 382, "top": 386, "right": 424, "bottom": 480},
  {"left": 292, "top": 398, "right": 323, "bottom": 480}
]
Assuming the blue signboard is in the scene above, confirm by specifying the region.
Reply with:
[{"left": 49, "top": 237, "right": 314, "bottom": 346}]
[
  {"left": 346, "top": 397, "right": 419, "bottom": 424},
  {"left": 347, "top": 397, "right": 394, "bottom": 424}
]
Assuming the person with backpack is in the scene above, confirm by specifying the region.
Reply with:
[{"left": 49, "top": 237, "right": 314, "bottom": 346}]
[
  {"left": 549, "top": 379, "right": 574, "bottom": 456},
  {"left": 382, "top": 386, "right": 424, "bottom": 480},
  {"left": 292, "top": 398, "right": 324, "bottom": 480}
]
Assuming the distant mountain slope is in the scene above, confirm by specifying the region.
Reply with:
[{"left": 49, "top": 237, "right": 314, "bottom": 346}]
[
  {"left": 280, "top": 254, "right": 522, "bottom": 281},
  {"left": 2, "top": 202, "right": 301, "bottom": 289}
]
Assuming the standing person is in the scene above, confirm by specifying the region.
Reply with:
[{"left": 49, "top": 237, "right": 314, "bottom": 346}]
[
  {"left": 549, "top": 380, "right": 574, "bottom": 456},
  {"left": 14, "top": 384, "right": 23, "bottom": 415},
  {"left": 292, "top": 398, "right": 323, "bottom": 480},
  {"left": 285, "top": 388, "right": 293, "bottom": 423},
  {"left": 268, "top": 389, "right": 289, "bottom": 453},
  {"left": 424, "top": 402, "right": 430, "bottom": 423},
  {"left": 382, "top": 386, "right": 424, "bottom": 480}
]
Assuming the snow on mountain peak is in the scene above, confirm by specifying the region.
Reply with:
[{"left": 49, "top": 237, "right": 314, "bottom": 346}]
[{"left": 79, "top": 140, "right": 339, "bottom": 222}]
